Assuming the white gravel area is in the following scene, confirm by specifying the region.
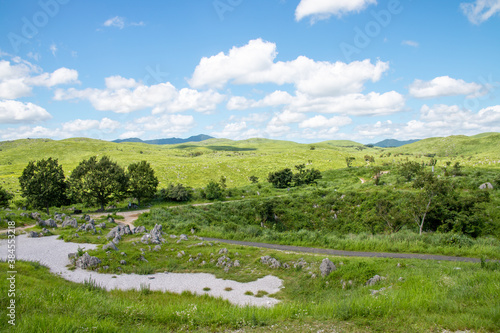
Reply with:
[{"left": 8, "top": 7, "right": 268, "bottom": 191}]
[{"left": 0, "top": 234, "right": 283, "bottom": 307}]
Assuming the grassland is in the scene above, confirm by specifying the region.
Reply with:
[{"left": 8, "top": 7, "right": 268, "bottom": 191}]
[{"left": 1, "top": 133, "right": 500, "bottom": 332}]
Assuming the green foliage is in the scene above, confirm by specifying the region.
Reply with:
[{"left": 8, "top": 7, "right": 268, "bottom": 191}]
[
  {"left": 268, "top": 168, "right": 293, "bottom": 188},
  {"left": 127, "top": 160, "right": 159, "bottom": 205},
  {"left": 69, "top": 156, "right": 128, "bottom": 210},
  {"left": 0, "top": 185, "right": 13, "bottom": 208},
  {"left": 399, "top": 161, "right": 423, "bottom": 181},
  {"left": 204, "top": 180, "right": 224, "bottom": 200},
  {"left": 158, "top": 183, "right": 192, "bottom": 202},
  {"left": 19, "top": 158, "right": 67, "bottom": 214},
  {"left": 345, "top": 156, "right": 355, "bottom": 168},
  {"left": 248, "top": 175, "right": 259, "bottom": 184}
]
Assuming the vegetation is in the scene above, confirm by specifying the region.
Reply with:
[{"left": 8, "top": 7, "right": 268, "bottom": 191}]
[
  {"left": 127, "top": 160, "right": 159, "bottom": 205},
  {"left": 69, "top": 156, "right": 129, "bottom": 211},
  {"left": 0, "top": 185, "right": 13, "bottom": 208},
  {"left": 19, "top": 158, "right": 67, "bottom": 214}
]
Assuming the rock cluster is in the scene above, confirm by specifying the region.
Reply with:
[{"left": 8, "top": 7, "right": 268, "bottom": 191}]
[{"left": 75, "top": 253, "right": 101, "bottom": 269}]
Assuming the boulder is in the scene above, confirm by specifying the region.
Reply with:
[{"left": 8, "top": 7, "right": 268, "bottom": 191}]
[
  {"left": 179, "top": 234, "right": 188, "bottom": 241},
  {"left": 103, "top": 243, "right": 118, "bottom": 251},
  {"left": 28, "top": 231, "right": 39, "bottom": 238},
  {"left": 119, "top": 260, "right": 127, "bottom": 265},
  {"left": 260, "top": 256, "right": 281, "bottom": 269},
  {"left": 75, "top": 253, "right": 101, "bottom": 269},
  {"left": 85, "top": 224, "right": 96, "bottom": 232},
  {"left": 108, "top": 217, "right": 115, "bottom": 223},
  {"left": 133, "top": 226, "right": 147, "bottom": 234},
  {"left": 45, "top": 218, "right": 58, "bottom": 228},
  {"left": 98, "top": 222, "right": 106, "bottom": 229},
  {"left": 62, "top": 218, "right": 78, "bottom": 228},
  {"left": 320, "top": 258, "right": 336, "bottom": 277},
  {"left": 479, "top": 182, "right": 494, "bottom": 190},
  {"left": 149, "top": 224, "right": 163, "bottom": 244},
  {"left": 366, "top": 275, "right": 385, "bottom": 286},
  {"left": 141, "top": 234, "right": 151, "bottom": 244}
]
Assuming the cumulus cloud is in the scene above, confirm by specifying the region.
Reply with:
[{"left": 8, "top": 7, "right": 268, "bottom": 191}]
[
  {"left": 461, "top": 0, "right": 500, "bottom": 24},
  {"left": 0, "top": 125, "right": 61, "bottom": 140},
  {"left": 409, "top": 76, "right": 484, "bottom": 99},
  {"left": 54, "top": 76, "right": 225, "bottom": 114},
  {"left": 189, "top": 39, "right": 389, "bottom": 97},
  {"left": 228, "top": 90, "right": 405, "bottom": 116},
  {"left": 356, "top": 104, "right": 500, "bottom": 140},
  {"left": 122, "top": 114, "right": 196, "bottom": 138},
  {"left": 299, "top": 115, "right": 352, "bottom": 128},
  {"left": 0, "top": 100, "right": 52, "bottom": 124},
  {"left": 103, "top": 16, "right": 125, "bottom": 29},
  {"left": 295, "top": 0, "right": 377, "bottom": 22},
  {"left": 61, "top": 118, "right": 120, "bottom": 133},
  {"left": 0, "top": 58, "right": 79, "bottom": 99},
  {"left": 402, "top": 40, "right": 419, "bottom": 47}
]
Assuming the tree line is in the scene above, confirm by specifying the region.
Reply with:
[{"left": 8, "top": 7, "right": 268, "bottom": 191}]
[{"left": 16, "top": 156, "right": 159, "bottom": 214}]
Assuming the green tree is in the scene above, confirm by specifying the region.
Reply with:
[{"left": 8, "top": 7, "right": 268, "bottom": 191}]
[
  {"left": 267, "top": 168, "right": 293, "bottom": 188},
  {"left": 399, "top": 161, "right": 423, "bottom": 181},
  {"left": 128, "top": 161, "right": 159, "bottom": 206},
  {"left": 0, "top": 186, "right": 13, "bottom": 208},
  {"left": 345, "top": 156, "right": 355, "bottom": 168},
  {"left": 159, "top": 184, "right": 192, "bottom": 202},
  {"left": 19, "top": 158, "right": 67, "bottom": 214},
  {"left": 205, "top": 180, "right": 224, "bottom": 200},
  {"left": 69, "top": 156, "right": 128, "bottom": 211},
  {"left": 248, "top": 175, "right": 259, "bottom": 184}
]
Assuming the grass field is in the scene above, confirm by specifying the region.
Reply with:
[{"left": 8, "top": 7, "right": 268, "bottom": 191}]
[{"left": 1, "top": 132, "right": 500, "bottom": 332}]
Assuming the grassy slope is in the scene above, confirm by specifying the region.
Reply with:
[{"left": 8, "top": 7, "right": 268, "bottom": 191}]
[{"left": 1, "top": 133, "right": 499, "bottom": 196}]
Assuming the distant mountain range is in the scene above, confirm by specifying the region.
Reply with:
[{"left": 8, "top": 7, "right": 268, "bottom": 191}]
[
  {"left": 371, "top": 139, "right": 420, "bottom": 148},
  {"left": 113, "top": 134, "right": 213, "bottom": 145}
]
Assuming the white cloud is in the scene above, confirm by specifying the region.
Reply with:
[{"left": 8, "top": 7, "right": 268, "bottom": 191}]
[
  {"left": 103, "top": 16, "right": 125, "bottom": 29},
  {"left": 189, "top": 39, "right": 389, "bottom": 97},
  {"left": 402, "top": 40, "right": 419, "bottom": 47},
  {"left": 61, "top": 118, "right": 120, "bottom": 133},
  {"left": 299, "top": 115, "right": 352, "bottom": 128},
  {"left": 295, "top": 0, "right": 377, "bottom": 22},
  {"left": 211, "top": 121, "right": 265, "bottom": 140},
  {"left": 27, "top": 52, "right": 41, "bottom": 61},
  {"left": 0, "top": 100, "right": 52, "bottom": 124},
  {"left": 50, "top": 44, "right": 57, "bottom": 56},
  {"left": 409, "top": 76, "right": 484, "bottom": 99},
  {"left": 461, "top": 0, "right": 500, "bottom": 24},
  {"left": 356, "top": 104, "right": 500, "bottom": 140},
  {"left": 0, "top": 125, "right": 61, "bottom": 140},
  {"left": 55, "top": 78, "right": 224, "bottom": 114},
  {"left": 0, "top": 58, "right": 79, "bottom": 99},
  {"left": 229, "top": 90, "right": 405, "bottom": 116},
  {"left": 127, "top": 114, "right": 196, "bottom": 137}
]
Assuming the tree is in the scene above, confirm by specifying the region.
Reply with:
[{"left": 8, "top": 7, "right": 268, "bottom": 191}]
[
  {"left": 248, "top": 175, "right": 259, "bottom": 184},
  {"left": 128, "top": 161, "right": 159, "bottom": 206},
  {"left": 399, "top": 161, "right": 423, "bottom": 181},
  {"left": 159, "top": 183, "right": 192, "bottom": 202},
  {"left": 19, "top": 158, "right": 67, "bottom": 214},
  {"left": 204, "top": 180, "right": 224, "bottom": 200},
  {"left": 0, "top": 186, "right": 13, "bottom": 208},
  {"left": 345, "top": 156, "right": 355, "bottom": 168},
  {"left": 69, "top": 156, "right": 128, "bottom": 211},
  {"left": 268, "top": 168, "right": 293, "bottom": 188},
  {"left": 408, "top": 173, "right": 450, "bottom": 235}
]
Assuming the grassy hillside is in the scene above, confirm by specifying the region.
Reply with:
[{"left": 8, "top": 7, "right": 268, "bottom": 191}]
[{"left": 1, "top": 133, "right": 499, "bottom": 197}]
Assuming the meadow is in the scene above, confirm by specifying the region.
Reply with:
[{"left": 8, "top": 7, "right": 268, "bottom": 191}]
[{"left": 1, "top": 132, "right": 500, "bottom": 332}]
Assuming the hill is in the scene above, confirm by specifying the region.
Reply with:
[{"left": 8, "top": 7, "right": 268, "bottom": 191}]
[
  {"left": 372, "top": 139, "right": 420, "bottom": 147},
  {"left": 113, "top": 134, "right": 213, "bottom": 145},
  {"left": 1, "top": 133, "right": 499, "bottom": 196}
]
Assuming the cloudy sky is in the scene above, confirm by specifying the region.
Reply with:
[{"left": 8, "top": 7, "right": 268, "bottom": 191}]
[{"left": 0, "top": 0, "right": 499, "bottom": 143}]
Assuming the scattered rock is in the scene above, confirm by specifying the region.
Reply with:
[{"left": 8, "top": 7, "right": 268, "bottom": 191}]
[
  {"left": 153, "top": 245, "right": 161, "bottom": 251},
  {"left": 479, "top": 182, "right": 494, "bottom": 190},
  {"left": 85, "top": 224, "right": 96, "bottom": 232},
  {"left": 218, "top": 248, "right": 228, "bottom": 255},
  {"left": 260, "top": 256, "right": 281, "bottom": 269},
  {"left": 75, "top": 253, "right": 101, "bottom": 269},
  {"left": 177, "top": 251, "right": 185, "bottom": 258},
  {"left": 103, "top": 242, "right": 118, "bottom": 251},
  {"left": 366, "top": 275, "right": 386, "bottom": 286},
  {"left": 149, "top": 224, "right": 163, "bottom": 244},
  {"left": 62, "top": 218, "right": 78, "bottom": 228},
  {"left": 98, "top": 222, "right": 106, "bottom": 229},
  {"left": 234, "top": 260, "right": 241, "bottom": 267},
  {"left": 28, "top": 231, "right": 39, "bottom": 238},
  {"left": 217, "top": 256, "right": 233, "bottom": 267},
  {"left": 133, "top": 226, "right": 147, "bottom": 234},
  {"left": 108, "top": 217, "right": 115, "bottom": 223},
  {"left": 141, "top": 234, "right": 151, "bottom": 244},
  {"left": 320, "top": 258, "right": 337, "bottom": 277},
  {"left": 179, "top": 234, "right": 188, "bottom": 241},
  {"left": 120, "top": 260, "right": 127, "bottom": 265}
]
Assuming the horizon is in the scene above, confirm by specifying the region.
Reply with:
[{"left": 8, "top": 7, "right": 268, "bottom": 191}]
[{"left": 1, "top": 1, "right": 500, "bottom": 144}]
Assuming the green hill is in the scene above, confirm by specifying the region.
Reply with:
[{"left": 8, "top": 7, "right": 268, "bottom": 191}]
[{"left": 1, "top": 134, "right": 499, "bottom": 196}]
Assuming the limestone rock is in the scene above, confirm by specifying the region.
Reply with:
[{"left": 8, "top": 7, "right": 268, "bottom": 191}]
[
  {"left": 320, "top": 258, "right": 336, "bottom": 277},
  {"left": 75, "top": 253, "right": 101, "bottom": 269}
]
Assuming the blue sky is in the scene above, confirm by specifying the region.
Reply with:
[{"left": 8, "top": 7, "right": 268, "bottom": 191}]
[{"left": 0, "top": 0, "right": 499, "bottom": 143}]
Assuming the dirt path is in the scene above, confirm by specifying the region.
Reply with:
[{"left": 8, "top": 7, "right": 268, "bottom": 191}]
[{"left": 201, "top": 238, "right": 482, "bottom": 263}]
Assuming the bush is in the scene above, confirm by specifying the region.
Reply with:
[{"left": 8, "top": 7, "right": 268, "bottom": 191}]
[
  {"left": 158, "top": 184, "right": 192, "bottom": 202},
  {"left": 205, "top": 181, "right": 224, "bottom": 200}
]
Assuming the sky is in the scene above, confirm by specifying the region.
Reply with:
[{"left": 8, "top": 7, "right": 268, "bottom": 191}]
[{"left": 0, "top": 0, "right": 500, "bottom": 144}]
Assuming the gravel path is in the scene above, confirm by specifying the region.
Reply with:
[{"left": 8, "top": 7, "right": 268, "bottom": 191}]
[
  {"left": 201, "top": 238, "right": 482, "bottom": 263},
  {"left": 0, "top": 234, "right": 283, "bottom": 307}
]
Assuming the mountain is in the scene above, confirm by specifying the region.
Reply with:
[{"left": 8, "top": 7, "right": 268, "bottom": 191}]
[
  {"left": 113, "top": 134, "right": 213, "bottom": 145},
  {"left": 372, "top": 139, "right": 420, "bottom": 148}
]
